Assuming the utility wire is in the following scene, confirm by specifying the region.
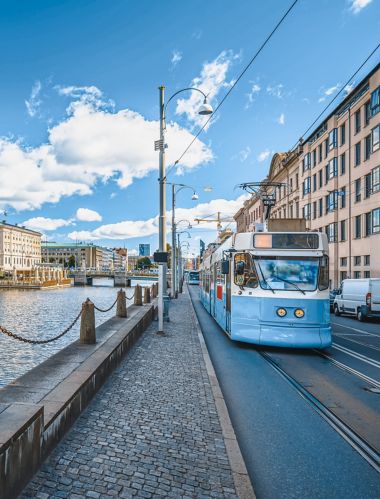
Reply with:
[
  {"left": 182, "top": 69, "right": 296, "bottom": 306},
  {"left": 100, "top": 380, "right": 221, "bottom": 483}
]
[
  {"left": 291, "top": 42, "right": 380, "bottom": 151},
  {"left": 167, "top": 0, "right": 299, "bottom": 174}
]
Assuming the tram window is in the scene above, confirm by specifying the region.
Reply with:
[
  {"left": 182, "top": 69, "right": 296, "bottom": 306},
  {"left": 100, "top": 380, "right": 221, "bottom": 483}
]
[
  {"left": 318, "top": 256, "right": 329, "bottom": 290},
  {"left": 234, "top": 254, "right": 258, "bottom": 288}
]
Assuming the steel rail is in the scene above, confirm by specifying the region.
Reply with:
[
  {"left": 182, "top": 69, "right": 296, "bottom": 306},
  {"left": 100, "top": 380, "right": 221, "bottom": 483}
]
[
  {"left": 313, "top": 350, "right": 380, "bottom": 389},
  {"left": 259, "top": 351, "right": 380, "bottom": 474},
  {"left": 333, "top": 335, "right": 380, "bottom": 353}
]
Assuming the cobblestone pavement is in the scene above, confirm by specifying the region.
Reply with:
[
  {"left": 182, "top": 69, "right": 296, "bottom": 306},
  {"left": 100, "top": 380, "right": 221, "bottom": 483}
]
[{"left": 21, "top": 290, "right": 238, "bottom": 499}]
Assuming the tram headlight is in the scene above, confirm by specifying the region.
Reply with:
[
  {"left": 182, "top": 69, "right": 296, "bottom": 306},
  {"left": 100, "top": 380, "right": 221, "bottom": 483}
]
[
  {"left": 276, "top": 307, "right": 287, "bottom": 317},
  {"left": 294, "top": 308, "right": 305, "bottom": 318}
]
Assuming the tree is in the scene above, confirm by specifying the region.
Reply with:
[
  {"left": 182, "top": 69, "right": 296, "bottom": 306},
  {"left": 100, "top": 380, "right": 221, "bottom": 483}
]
[
  {"left": 137, "top": 256, "right": 152, "bottom": 270},
  {"left": 68, "top": 255, "right": 76, "bottom": 268}
]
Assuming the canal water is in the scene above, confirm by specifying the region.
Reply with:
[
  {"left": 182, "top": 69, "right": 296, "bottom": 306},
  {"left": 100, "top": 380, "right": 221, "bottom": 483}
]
[{"left": 0, "top": 279, "right": 154, "bottom": 388}]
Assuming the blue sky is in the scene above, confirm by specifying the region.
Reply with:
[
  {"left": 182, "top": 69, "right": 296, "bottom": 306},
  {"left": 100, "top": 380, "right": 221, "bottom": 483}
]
[{"left": 0, "top": 0, "right": 379, "bottom": 256}]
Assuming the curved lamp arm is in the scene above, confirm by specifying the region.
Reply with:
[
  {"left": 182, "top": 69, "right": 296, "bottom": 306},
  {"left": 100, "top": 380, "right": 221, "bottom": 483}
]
[{"left": 165, "top": 87, "right": 208, "bottom": 110}]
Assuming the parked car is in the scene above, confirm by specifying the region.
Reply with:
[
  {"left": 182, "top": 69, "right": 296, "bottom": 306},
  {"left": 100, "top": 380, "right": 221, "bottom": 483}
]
[
  {"left": 329, "top": 289, "right": 339, "bottom": 311},
  {"left": 333, "top": 278, "right": 380, "bottom": 321}
]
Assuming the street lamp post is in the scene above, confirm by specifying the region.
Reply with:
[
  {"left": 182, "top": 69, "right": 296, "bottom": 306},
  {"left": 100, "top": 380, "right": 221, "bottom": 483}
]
[
  {"left": 170, "top": 183, "right": 198, "bottom": 298},
  {"left": 156, "top": 86, "right": 212, "bottom": 333},
  {"left": 176, "top": 231, "right": 191, "bottom": 294}
]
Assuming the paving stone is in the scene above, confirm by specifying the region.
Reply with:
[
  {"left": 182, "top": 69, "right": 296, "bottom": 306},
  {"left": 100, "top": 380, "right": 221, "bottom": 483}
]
[{"left": 20, "top": 292, "right": 237, "bottom": 498}]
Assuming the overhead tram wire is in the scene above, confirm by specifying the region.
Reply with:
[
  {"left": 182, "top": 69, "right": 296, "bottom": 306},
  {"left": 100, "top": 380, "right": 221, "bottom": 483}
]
[
  {"left": 166, "top": 0, "right": 299, "bottom": 176},
  {"left": 290, "top": 42, "right": 380, "bottom": 151}
]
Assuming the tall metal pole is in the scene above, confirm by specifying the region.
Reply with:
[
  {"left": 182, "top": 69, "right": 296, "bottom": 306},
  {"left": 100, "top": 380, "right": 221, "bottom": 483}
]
[
  {"left": 158, "top": 85, "right": 167, "bottom": 333},
  {"left": 171, "top": 184, "right": 177, "bottom": 298}
]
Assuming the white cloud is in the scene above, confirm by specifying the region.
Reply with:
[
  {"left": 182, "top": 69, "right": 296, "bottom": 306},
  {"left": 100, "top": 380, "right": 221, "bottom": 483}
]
[
  {"left": 0, "top": 86, "right": 213, "bottom": 211},
  {"left": 55, "top": 85, "right": 114, "bottom": 113},
  {"left": 22, "top": 216, "right": 73, "bottom": 231},
  {"left": 171, "top": 50, "right": 182, "bottom": 68},
  {"left": 349, "top": 0, "right": 373, "bottom": 14},
  {"left": 67, "top": 195, "right": 248, "bottom": 241},
  {"left": 238, "top": 146, "right": 251, "bottom": 162},
  {"left": 344, "top": 83, "right": 355, "bottom": 95},
  {"left": 175, "top": 50, "right": 238, "bottom": 128},
  {"left": 257, "top": 150, "right": 271, "bottom": 162},
  {"left": 128, "top": 248, "right": 139, "bottom": 256},
  {"left": 76, "top": 208, "right": 102, "bottom": 222},
  {"left": 25, "top": 80, "right": 42, "bottom": 117},
  {"left": 318, "top": 83, "right": 340, "bottom": 102},
  {"left": 245, "top": 83, "right": 261, "bottom": 108},
  {"left": 277, "top": 113, "right": 285, "bottom": 125},
  {"left": 266, "top": 84, "right": 285, "bottom": 99}
]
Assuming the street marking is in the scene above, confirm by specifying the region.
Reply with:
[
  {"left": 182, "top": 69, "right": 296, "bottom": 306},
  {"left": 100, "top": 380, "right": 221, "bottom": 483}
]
[
  {"left": 332, "top": 343, "right": 380, "bottom": 369},
  {"left": 317, "top": 350, "right": 380, "bottom": 389},
  {"left": 331, "top": 321, "right": 380, "bottom": 338}
]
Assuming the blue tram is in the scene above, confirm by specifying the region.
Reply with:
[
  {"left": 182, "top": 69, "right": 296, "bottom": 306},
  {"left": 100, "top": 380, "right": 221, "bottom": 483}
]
[
  {"left": 188, "top": 270, "right": 200, "bottom": 285},
  {"left": 199, "top": 231, "right": 331, "bottom": 349}
]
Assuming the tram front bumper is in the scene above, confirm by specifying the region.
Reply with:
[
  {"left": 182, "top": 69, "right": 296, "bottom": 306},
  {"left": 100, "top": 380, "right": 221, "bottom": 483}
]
[{"left": 232, "top": 323, "right": 332, "bottom": 349}]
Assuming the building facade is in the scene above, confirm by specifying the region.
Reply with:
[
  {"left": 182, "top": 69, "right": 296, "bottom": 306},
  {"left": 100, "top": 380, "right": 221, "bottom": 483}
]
[
  {"left": 0, "top": 222, "right": 41, "bottom": 271},
  {"left": 42, "top": 243, "right": 104, "bottom": 269},
  {"left": 139, "top": 244, "right": 151, "bottom": 257},
  {"left": 234, "top": 63, "right": 380, "bottom": 288},
  {"left": 234, "top": 194, "right": 263, "bottom": 233}
]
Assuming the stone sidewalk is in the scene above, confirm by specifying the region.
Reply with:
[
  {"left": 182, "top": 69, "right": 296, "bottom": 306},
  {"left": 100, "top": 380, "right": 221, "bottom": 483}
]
[{"left": 21, "top": 290, "right": 239, "bottom": 499}]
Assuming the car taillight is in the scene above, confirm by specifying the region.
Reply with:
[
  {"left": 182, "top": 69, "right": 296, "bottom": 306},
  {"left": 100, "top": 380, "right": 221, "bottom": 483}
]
[{"left": 366, "top": 292, "right": 371, "bottom": 310}]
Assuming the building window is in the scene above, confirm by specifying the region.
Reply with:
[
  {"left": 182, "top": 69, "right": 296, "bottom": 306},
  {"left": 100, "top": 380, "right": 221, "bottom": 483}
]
[
  {"left": 313, "top": 174, "right": 317, "bottom": 191},
  {"left": 296, "top": 173, "right": 299, "bottom": 188},
  {"left": 370, "top": 85, "right": 380, "bottom": 116},
  {"left": 365, "top": 135, "right": 371, "bottom": 160},
  {"left": 326, "top": 191, "right": 337, "bottom": 212},
  {"left": 303, "top": 153, "right": 311, "bottom": 172},
  {"left": 354, "top": 110, "right": 361, "bottom": 134},
  {"left": 312, "top": 149, "right": 317, "bottom": 167},
  {"left": 372, "top": 166, "right": 380, "bottom": 193},
  {"left": 319, "top": 198, "right": 323, "bottom": 217},
  {"left": 340, "top": 271, "right": 348, "bottom": 281},
  {"left": 318, "top": 144, "right": 323, "bottom": 163},
  {"left": 365, "top": 174, "right": 372, "bottom": 198},
  {"left": 355, "top": 178, "right": 361, "bottom": 202},
  {"left": 340, "top": 186, "right": 346, "bottom": 208},
  {"left": 318, "top": 169, "right": 323, "bottom": 188},
  {"left": 324, "top": 139, "right": 329, "bottom": 158},
  {"left": 340, "top": 153, "right": 346, "bottom": 175},
  {"left": 340, "top": 256, "right": 347, "bottom": 266},
  {"left": 354, "top": 142, "right": 361, "bottom": 166},
  {"left": 340, "top": 220, "right": 346, "bottom": 241},
  {"left": 296, "top": 201, "right": 299, "bottom": 218},
  {"left": 326, "top": 157, "right": 338, "bottom": 182},
  {"left": 303, "top": 203, "right": 311, "bottom": 220},
  {"left": 303, "top": 176, "right": 311, "bottom": 195},
  {"left": 340, "top": 123, "right": 346, "bottom": 146},
  {"left": 365, "top": 101, "right": 371, "bottom": 126},
  {"left": 364, "top": 271, "right": 371, "bottom": 278},
  {"left": 289, "top": 204, "right": 293, "bottom": 218},
  {"left": 364, "top": 255, "right": 370, "bottom": 265},
  {"left": 372, "top": 124, "right": 380, "bottom": 152},
  {"left": 354, "top": 256, "right": 361, "bottom": 266},
  {"left": 372, "top": 208, "right": 380, "bottom": 234},
  {"left": 355, "top": 215, "right": 362, "bottom": 239},
  {"left": 354, "top": 271, "right": 361, "bottom": 279},
  {"left": 326, "top": 223, "right": 337, "bottom": 243},
  {"left": 328, "top": 128, "right": 337, "bottom": 150},
  {"left": 312, "top": 201, "right": 317, "bottom": 219},
  {"left": 290, "top": 177, "right": 293, "bottom": 192}
]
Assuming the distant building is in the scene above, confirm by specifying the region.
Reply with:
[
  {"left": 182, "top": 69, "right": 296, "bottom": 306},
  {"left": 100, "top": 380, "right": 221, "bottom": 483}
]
[
  {"left": 42, "top": 242, "right": 103, "bottom": 269},
  {"left": 139, "top": 244, "right": 151, "bottom": 257},
  {"left": 0, "top": 221, "right": 42, "bottom": 271}
]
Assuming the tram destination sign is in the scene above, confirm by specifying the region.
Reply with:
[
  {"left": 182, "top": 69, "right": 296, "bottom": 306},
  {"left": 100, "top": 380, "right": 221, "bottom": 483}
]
[{"left": 254, "top": 233, "right": 319, "bottom": 249}]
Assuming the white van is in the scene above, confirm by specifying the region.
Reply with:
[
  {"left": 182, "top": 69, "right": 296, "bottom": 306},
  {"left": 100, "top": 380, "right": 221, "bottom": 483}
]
[{"left": 334, "top": 278, "right": 380, "bottom": 321}]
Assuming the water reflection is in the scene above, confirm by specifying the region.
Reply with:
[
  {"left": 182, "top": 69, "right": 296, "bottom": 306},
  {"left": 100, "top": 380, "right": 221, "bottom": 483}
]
[{"left": 0, "top": 279, "right": 153, "bottom": 388}]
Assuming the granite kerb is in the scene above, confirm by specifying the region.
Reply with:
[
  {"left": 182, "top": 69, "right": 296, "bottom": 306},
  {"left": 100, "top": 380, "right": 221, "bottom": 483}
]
[{"left": 0, "top": 300, "right": 156, "bottom": 499}]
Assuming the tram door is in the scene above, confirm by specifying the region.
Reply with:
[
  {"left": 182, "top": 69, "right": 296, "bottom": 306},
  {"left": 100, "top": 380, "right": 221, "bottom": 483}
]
[
  {"left": 212, "top": 263, "right": 217, "bottom": 317},
  {"left": 225, "top": 262, "right": 231, "bottom": 333}
]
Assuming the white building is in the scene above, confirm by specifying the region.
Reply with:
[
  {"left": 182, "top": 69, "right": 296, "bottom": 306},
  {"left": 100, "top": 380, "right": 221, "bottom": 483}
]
[{"left": 0, "top": 222, "right": 42, "bottom": 271}]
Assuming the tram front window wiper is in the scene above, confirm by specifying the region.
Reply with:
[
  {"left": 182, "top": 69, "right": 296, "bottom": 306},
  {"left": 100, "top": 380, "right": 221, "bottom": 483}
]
[
  {"left": 273, "top": 274, "right": 306, "bottom": 295},
  {"left": 255, "top": 260, "right": 275, "bottom": 294}
]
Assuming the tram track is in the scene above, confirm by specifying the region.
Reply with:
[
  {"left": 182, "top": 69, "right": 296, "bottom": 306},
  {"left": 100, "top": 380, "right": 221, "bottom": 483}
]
[
  {"left": 333, "top": 334, "right": 380, "bottom": 353},
  {"left": 312, "top": 349, "right": 380, "bottom": 389},
  {"left": 332, "top": 343, "right": 380, "bottom": 368},
  {"left": 259, "top": 350, "right": 380, "bottom": 474}
]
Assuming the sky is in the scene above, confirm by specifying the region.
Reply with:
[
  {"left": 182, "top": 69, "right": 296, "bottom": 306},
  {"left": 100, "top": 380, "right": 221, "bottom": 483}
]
[{"left": 0, "top": 0, "right": 379, "bottom": 257}]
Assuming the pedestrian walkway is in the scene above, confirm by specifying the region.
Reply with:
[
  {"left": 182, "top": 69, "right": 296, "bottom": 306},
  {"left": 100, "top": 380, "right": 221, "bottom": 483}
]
[{"left": 21, "top": 290, "right": 239, "bottom": 499}]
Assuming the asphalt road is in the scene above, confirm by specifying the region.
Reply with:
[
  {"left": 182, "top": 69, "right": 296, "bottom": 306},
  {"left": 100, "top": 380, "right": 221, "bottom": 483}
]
[{"left": 188, "top": 285, "right": 380, "bottom": 499}]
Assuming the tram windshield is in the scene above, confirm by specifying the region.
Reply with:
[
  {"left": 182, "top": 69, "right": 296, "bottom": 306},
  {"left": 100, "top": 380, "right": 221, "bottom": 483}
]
[{"left": 254, "top": 256, "right": 319, "bottom": 292}]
